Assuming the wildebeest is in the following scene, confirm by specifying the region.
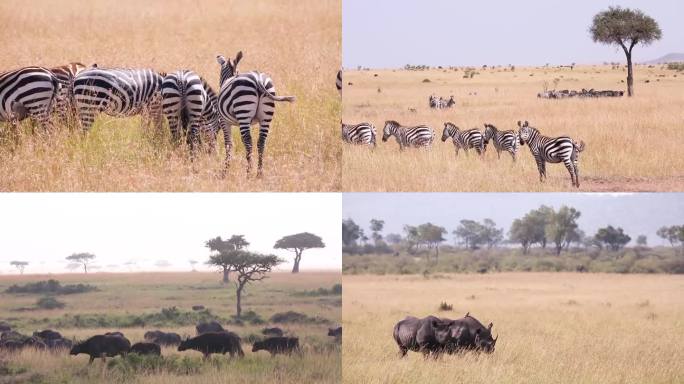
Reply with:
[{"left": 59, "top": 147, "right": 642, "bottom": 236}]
[
  {"left": 328, "top": 327, "right": 342, "bottom": 341},
  {"left": 144, "top": 330, "right": 182, "bottom": 346},
  {"left": 130, "top": 342, "right": 162, "bottom": 356},
  {"left": 70, "top": 334, "right": 131, "bottom": 364},
  {"left": 196, "top": 321, "right": 225, "bottom": 335},
  {"left": 251, "top": 337, "right": 300, "bottom": 356},
  {"left": 178, "top": 332, "right": 244, "bottom": 359},
  {"left": 261, "top": 327, "right": 284, "bottom": 337},
  {"left": 393, "top": 313, "right": 497, "bottom": 358}
]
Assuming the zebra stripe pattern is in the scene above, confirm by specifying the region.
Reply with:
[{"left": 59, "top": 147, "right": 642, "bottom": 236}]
[
  {"left": 0, "top": 66, "right": 60, "bottom": 130},
  {"left": 336, "top": 70, "right": 342, "bottom": 95},
  {"left": 441, "top": 122, "right": 484, "bottom": 156},
  {"left": 342, "top": 122, "right": 376, "bottom": 146},
  {"left": 517, "top": 120, "right": 585, "bottom": 187},
  {"left": 49, "top": 62, "right": 87, "bottom": 123},
  {"left": 483, "top": 123, "right": 518, "bottom": 161},
  {"left": 381, "top": 120, "right": 434, "bottom": 149},
  {"left": 216, "top": 51, "right": 295, "bottom": 176},
  {"left": 73, "top": 67, "right": 164, "bottom": 131},
  {"left": 429, "top": 95, "right": 455, "bottom": 109}
]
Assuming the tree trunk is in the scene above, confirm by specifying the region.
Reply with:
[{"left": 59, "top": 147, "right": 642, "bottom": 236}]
[
  {"left": 222, "top": 268, "right": 229, "bottom": 283},
  {"left": 555, "top": 243, "right": 562, "bottom": 256},
  {"left": 626, "top": 52, "right": 634, "bottom": 97},
  {"left": 292, "top": 249, "right": 302, "bottom": 274},
  {"left": 435, "top": 245, "right": 439, "bottom": 262},
  {"left": 84, "top": 264, "right": 88, "bottom": 274},
  {"left": 236, "top": 283, "right": 244, "bottom": 319}
]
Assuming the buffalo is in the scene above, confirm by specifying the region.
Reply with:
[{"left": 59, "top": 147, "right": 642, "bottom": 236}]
[
  {"left": 0, "top": 322, "right": 11, "bottom": 332},
  {"left": 33, "top": 330, "right": 63, "bottom": 341},
  {"left": 393, "top": 313, "right": 497, "bottom": 358},
  {"left": 196, "top": 321, "right": 225, "bottom": 335},
  {"left": 130, "top": 342, "right": 162, "bottom": 356},
  {"left": 144, "top": 330, "right": 182, "bottom": 346},
  {"left": 328, "top": 327, "right": 342, "bottom": 340},
  {"left": 178, "top": 332, "right": 244, "bottom": 359},
  {"left": 104, "top": 331, "right": 125, "bottom": 338},
  {"left": 252, "top": 337, "right": 300, "bottom": 356},
  {"left": 261, "top": 327, "right": 284, "bottom": 337},
  {"left": 70, "top": 334, "right": 131, "bottom": 364}
]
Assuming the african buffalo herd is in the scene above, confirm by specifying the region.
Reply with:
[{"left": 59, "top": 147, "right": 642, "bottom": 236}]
[{"left": 0, "top": 320, "right": 342, "bottom": 364}]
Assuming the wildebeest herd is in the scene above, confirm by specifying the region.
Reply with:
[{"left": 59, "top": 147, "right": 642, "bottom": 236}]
[
  {"left": 0, "top": 320, "right": 341, "bottom": 364},
  {"left": 537, "top": 88, "right": 624, "bottom": 99},
  {"left": 0, "top": 51, "right": 296, "bottom": 176},
  {"left": 393, "top": 312, "right": 497, "bottom": 358},
  {"left": 342, "top": 119, "right": 585, "bottom": 187}
]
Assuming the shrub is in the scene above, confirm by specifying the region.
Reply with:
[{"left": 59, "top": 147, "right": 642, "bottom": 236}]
[
  {"left": 36, "top": 296, "right": 65, "bottom": 310},
  {"left": 232, "top": 310, "right": 264, "bottom": 325},
  {"left": 438, "top": 301, "right": 453, "bottom": 311},
  {"left": 5, "top": 279, "right": 97, "bottom": 295},
  {"left": 293, "top": 284, "right": 342, "bottom": 297},
  {"left": 270, "top": 311, "right": 329, "bottom": 324}
]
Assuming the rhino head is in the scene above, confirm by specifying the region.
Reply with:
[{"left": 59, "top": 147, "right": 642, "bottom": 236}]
[{"left": 474, "top": 322, "right": 498, "bottom": 353}]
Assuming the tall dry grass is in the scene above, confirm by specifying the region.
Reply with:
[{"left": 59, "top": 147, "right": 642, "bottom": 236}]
[
  {"left": 342, "top": 65, "right": 684, "bottom": 191},
  {"left": 0, "top": 0, "right": 341, "bottom": 191},
  {"left": 342, "top": 273, "right": 684, "bottom": 384}
]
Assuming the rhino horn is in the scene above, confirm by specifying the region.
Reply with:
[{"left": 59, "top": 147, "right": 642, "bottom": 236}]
[
  {"left": 494, "top": 334, "right": 498, "bottom": 342},
  {"left": 465, "top": 311, "right": 470, "bottom": 317},
  {"left": 488, "top": 322, "right": 493, "bottom": 330}
]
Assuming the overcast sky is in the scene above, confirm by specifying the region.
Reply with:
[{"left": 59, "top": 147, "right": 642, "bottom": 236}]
[
  {"left": 0, "top": 193, "right": 341, "bottom": 275},
  {"left": 343, "top": 0, "right": 683, "bottom": 68},
  {"left": 343, "top": 193, "right": 684, "bottom": 246}
]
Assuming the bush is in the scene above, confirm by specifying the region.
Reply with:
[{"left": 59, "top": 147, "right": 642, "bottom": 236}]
[
  {"left": 438, "top": 301, "right": 453, "bottom": 311},
  {"left": 293, "top": 284, "right": 342, "bottom": 297},
  {"left": 231, "top": 310, "right": 264, "bottom": 325},
  {"left": 36, "top": 296, "right": 65, "bottom": 310},
  {"left": 5, "top": 279, "right": 97, "bottom": 295},
  {"left": 270, "top": 311, "right": 329, "bottom": 324}
]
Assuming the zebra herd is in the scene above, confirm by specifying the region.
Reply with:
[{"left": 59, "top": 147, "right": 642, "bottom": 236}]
[
  {"left": 341, "top": 119, "right": 585, "bottom": 187},
  {"left": 429, "top": 95, "right": 455, "bottom": 109},
  {"left": 0, "top": 52, "right": 295, "bottom": 176}
]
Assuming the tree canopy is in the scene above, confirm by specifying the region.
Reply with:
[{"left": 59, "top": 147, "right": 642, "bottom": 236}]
[
  {"left": 453, "top": 219, "right": 503, "bottom": 250},
  {"left": 274, "top": 232, "right": 325, "bottom": 273},
  {"left": 65, "top": 253, "right": 96, "bottom": 274},
  {"left": 10, "top": 261, "right": 28, "bottom": 274},
  {"left": 594, "top": 225, "right": 631, "bottom": 251}
]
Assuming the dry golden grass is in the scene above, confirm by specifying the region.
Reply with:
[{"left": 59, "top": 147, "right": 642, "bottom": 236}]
[
  {"left": 342, "top": 273, "right": 684, "bottom": 384},
  {"left": 0, "top": 0, "right": 340, "bottom": 191},
  {"left": 0, "top": 271, "right": 341, "bottom": 383},
  {"left": 342, "top": 65, "right": 684, "bottom": 191}
]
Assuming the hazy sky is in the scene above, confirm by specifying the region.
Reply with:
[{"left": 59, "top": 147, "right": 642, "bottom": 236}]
[
  {"left": 343, "top": 193, "right": 684, "bottom": 246},
  {"left": 343, "top": 0, "right": 683, "bottom": 68},
  {"left": 0, "top": 194, "right": 341, "bottom": 275}
]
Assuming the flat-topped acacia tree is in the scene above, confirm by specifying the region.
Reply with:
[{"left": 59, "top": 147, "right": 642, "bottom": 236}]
[
  {"left": 205, "top": 235, "right": 250, "bottom": 283},
  {"left": 590, "top": 6, "right": 662, "bottom": 97},
  {"left": 65, "top": 253, "right": 96, "bottom": 274},
  {"left": 274, "top": 232, "right": 325, "bottom": 273},
  {"left": 10, "top": 261, "right": 28, "bottom": 275}
]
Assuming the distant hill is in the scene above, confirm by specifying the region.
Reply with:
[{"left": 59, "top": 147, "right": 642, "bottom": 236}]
[{"left": 642, "top": 53, "right": 684, "bottom": 64}]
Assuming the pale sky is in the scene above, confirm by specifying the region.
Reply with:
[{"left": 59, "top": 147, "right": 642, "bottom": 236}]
[
  {"left": 0, "top": 193, "right": 341, "bottom": 275},
  {"left": 343, "top": 0, "right": 683, "bottom": 68},
  {"left": 343, "top": 193, "right": 684, "bottom": 246}
]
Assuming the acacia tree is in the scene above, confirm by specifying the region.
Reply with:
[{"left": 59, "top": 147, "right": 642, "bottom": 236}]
[
  {"left": 657, "top": 225, "right": 684, "bottom": 253},
  {"left": 590, "top": 6, "right": 662, "bottom": 97},
  {"left": 189, "top": 260, "right": 198, "bottom": 272},
  {"left": 370, "top": 219, "right": 385, "bottom": 245},
  {"left": 205, "top": 235, "right": 250, "bottom": 282},
  {"left": 274, "top": 232, "right": 325, "bottom": 273},
  {"left": 10, "top": 261, "right": 28, "bottom": 275},
  {"left": 546, "top": 206, "right": 581, "bottom": 256},
  {"left": 66, "top": 253, "right": 96, "bottom": 274},
  {"left": 342, "top": 219, "right": 361, "bottom": 247},
  {"left": 416, "top": 223, "right": 446, "bottom": 261},
  {"left": 594, "top": 225, "right": 631, "bottom": 251}
]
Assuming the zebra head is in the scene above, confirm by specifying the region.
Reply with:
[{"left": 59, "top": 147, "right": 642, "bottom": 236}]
[
  {"left": 382, "top": 120, "right": 400, "bottom": 142},
  {"left": 482, "top": 123, "right": 496, "bottom": 143},
  {"left": 216, "top": 51, "right": 243, "bottom": 86},
  {"left": 517, "top": 120, "right": 535, "bottom": 145},
  {"left": 441, "top": 122, "right": 458, "bottom": 142}
]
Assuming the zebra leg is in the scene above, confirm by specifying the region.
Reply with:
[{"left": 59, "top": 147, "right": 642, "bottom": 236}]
[
  {"left": 238, "top": 122, "right": 253, "bottom": 174},
  {"left": 534, "top": 157, "right": 546, "bottom": 182},
  {"left": 167, "top": 115, "right": 181, "bottom": 145},
  {"left": 220, "top": 124, "right": 233, "bottom": 177},
  {"left": 188, "top": 120, "right": 200, "bottom": 159},
  {"left": 563, "top": 159, "right": 577, "bottom": 188},
  {"left": 256, "top": 122, "right": 270, "bottom": 177}
]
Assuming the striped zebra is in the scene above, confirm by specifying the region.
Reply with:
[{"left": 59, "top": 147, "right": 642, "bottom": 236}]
[
  {"left": 161, "top": 70, "right": 229, "bottom": 158},
  {"left": 336, "top": 70, "right": 342, "bottom": 96},
  {"left": 483, "top": 123, "right": 518, "bottom": 161},
  {"left": 0, "top": 66, "right": 60, "bottom": 131},
  {"left": 381, "top": 120, "right": 434, "bottom": 150},
  {"left": 517, "top": 120, "right": 585, "bottom": 187},
  {"left": 441, "top": 122, "right": 484, "bottom": 156},
  {"left": 72, "top": 67, "right": 164, "bottom": 131},
  {"left": 216, "top": 51, "right": 296, "bottom": 176},
  {"left": 341, "top": 122, "right": 376, "bottom": 146},
  {"left": 49, "top": 62, "right": 88, "bottom": 124}
]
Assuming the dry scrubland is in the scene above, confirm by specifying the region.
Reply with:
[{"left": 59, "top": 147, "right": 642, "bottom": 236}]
[
  {"left": 0, "top": 0, "right": 340, "bottom": 191},
  {"left": 342, "top": 65, "right": 684, "bottom": 191},
  {"left": 342, "top": 273, "right": 684, "bottom": 384},
  {"left": 0, "top": 272, "right": 341, "bottom": 383}
]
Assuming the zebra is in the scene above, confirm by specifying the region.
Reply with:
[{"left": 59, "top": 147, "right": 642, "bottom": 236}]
[
  {"left": 517, "top": 120, "right": 585, "bottom": 188},
  {"left": 429, "top": 95, "right": 440, "bottom": 109},
  {"left": 336, "top": 70, "right": 342, "bottom": 96},
  {"left": 161, "top": 70, "right": 229, "bottom": 158},
  {"left": 341, "top": 122, "right": 376, "bottom": 146},
  {"left": 381, "top": 120, "right": 434, "bottom": 150},
  {"left": 441, "top": 122, "right": 484, "bottom": 156},
  {"left": 0, "top": 66, "right": 60, "bottom": 131},
  {"left": 215, "top": 51, "right": 296, "bottom": 176},
  {"left": 72, "top": 67, "right": 164, "bottom": 132},
  {"left": 49, "top": 62, "right": 88, "bottom": 124},
  {"left": 483, "top": 123, "right": 518, "bottom": 161}
]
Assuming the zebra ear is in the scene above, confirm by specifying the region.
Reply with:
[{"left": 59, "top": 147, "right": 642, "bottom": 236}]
[
  {"left": 517, "top": 120, "right": 522, "bottom": 128},
  {"left": 234, "top": 51, "right": 243, "bottom": 66},
  {"left": 524, "top": 121, "right": 529, "bottom": 127},
  {"left": 216, "top": 55, "right": 227, "bottom": 66}
]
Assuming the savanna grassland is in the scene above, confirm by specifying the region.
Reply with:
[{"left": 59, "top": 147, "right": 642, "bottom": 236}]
[
  {"left": 342, "top": 65, "right": 684, "bottom": 191},
  {"left": 0, "top": 0, "right": 340, "bottom": 191},
  {"left": 0, "top": 272, "right": 341, "bottom": 383},
  {"left": 342, "top": 273, "right": 684, "bottom": 384}
]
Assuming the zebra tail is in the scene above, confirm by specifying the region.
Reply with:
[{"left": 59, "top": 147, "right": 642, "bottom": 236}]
[
  {"left": 574, "top": 140, "right": 585, "bottom": 152},
  {"left": 256, "top": 80, "right": 296, "bottom": 102}
]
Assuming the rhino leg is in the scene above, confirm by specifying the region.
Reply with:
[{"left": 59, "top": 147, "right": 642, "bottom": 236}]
[
  {"left": 88, "top": 355, "right": 95, "bottom": 364},
  {"left": 398, "top": 346, "right": 408, "bottom": 358}
]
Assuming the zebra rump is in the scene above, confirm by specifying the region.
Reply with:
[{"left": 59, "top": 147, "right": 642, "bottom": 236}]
[
  {"left": 0, "top": 66, "right": 61, "bottom": 129},
  {"left": 342, "top": 122, "right": 376, "bottom": 146}
]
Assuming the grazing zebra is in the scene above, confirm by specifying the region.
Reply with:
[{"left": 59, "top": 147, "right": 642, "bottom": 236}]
[
  {"left": 72, "top": 67, "right": 164, "bottom": 131},
  {"left": 161, "top": 70, "right": 229, "bottom": 157},
  {"left": 441, "top": 122, "right": 484, "bottom": 156},
  {"left": 336, "top": 70, "right": 342, "bottom": 95},
  {"left": 381, "top": 120, "right": 434, "bottom": 149},
  {"left": 483, "top": 123, "right": 518, "bottom": 161},
  {"left": 429, "top": 95, "right": 439, "bottom": 109},
  {"left": 49, "top": 62, "right": 88, "bottom": 124},
  {"left": 517, "top": 120, "right": 585, "bottom": 187},
  {"left": 215, "top": 51, "right": 296, "bottom": 176},
  {"left": 0, "top": 66, "right": 60, "bottom": 130},
  {"left": 341, "top": 122, "right": 376, "bottom": 146}
]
